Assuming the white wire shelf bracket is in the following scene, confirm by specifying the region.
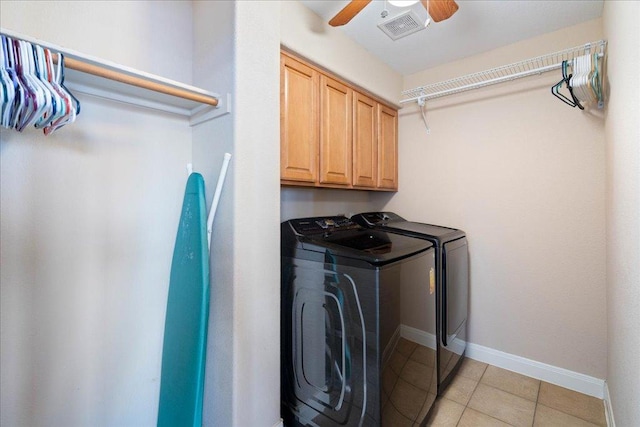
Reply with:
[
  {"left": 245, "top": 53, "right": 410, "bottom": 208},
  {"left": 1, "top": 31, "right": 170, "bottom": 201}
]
[
  {"left": 1, "top": 28, "right": 227, "bottom": 123},
  {"left": 401, "top": 40, "right": 607, "bottom": 105}
]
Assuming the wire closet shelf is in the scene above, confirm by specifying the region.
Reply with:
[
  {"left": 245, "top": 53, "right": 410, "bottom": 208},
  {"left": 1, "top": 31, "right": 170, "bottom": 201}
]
[{"left": 400, "top": 39, "right": 607, "bottom": 105}]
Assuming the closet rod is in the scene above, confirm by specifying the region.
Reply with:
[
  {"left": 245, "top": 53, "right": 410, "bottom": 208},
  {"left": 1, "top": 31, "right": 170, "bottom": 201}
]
[
  {"left": 1, "top": 28, "right": 220, "bottom": 110},
  {"left": 55, "top": 56, "right": 218, "bottom": 107}
]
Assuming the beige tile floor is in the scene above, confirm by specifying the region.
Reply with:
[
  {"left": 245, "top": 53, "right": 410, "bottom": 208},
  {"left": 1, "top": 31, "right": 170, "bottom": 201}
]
[{"left": 425, "top": 358, "right": 607, "bottom": 427}]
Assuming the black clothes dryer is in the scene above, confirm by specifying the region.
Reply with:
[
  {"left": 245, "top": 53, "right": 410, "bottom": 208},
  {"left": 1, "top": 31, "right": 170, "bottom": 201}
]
[
  {"left": 352, "top": 212, "right": 469, "bottom": 395},
  {"left": 281, "top": 216, "right": 438, "bottom": 426}
]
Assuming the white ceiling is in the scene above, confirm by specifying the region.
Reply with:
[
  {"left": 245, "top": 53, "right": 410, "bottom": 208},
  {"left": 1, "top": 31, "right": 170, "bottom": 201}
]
[{"left": 298, "top": 0, "right": 604, "bottom": 75}]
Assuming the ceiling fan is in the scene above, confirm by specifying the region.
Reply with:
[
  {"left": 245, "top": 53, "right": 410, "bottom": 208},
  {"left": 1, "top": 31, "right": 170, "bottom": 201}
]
[{"left": 329, "top": 0, "right": 459, "bottom": 27}]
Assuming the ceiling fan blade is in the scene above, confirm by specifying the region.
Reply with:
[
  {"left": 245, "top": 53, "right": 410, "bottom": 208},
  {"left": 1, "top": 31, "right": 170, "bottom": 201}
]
[
  {"left": 421, "top": 0, "right": 459, "bottom": 22},
  {"left": 329, "top": 0, "right": 372, "bottom": 27}
]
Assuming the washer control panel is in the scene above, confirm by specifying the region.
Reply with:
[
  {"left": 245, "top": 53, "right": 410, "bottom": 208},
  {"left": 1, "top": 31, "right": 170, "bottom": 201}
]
[{"left": 289, "top": 216, "right": 359, "bottom": 235}]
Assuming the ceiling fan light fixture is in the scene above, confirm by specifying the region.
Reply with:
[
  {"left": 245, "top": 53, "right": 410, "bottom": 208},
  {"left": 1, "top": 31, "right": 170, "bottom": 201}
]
[
  {"left": 328, "top": 0, "right": 457, "bottom": 27},
  {"left": 388, "top": 0, "right": 420, "bottom": 7}
]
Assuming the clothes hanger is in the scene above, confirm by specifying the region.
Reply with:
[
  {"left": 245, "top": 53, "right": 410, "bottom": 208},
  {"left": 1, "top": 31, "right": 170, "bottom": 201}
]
[
  {"left": 0, "top": 33, "right": 90, "bottom": 135},
  {"left": 576, "top": 54, "right": 595, "bottom": 105},
  {"left": 566, "top": 59, "right": 584, "bottom": 110},
  {"left": 33, "top": 45, "right": 61, "bottom": 129},
  {"left": 3, "top": 36, "right": 23, "bottom": 128},
  {"left": 0, "top": 70, "right": 6, "bottom": 127},
  {"left": 581, "top": 54, "right": 596, "bottom": 104},
  {"left": 0, "top": 35, "right": 10, "bottom": 128},
  {"left": 31, "top": 43, "right": 54, "bottom": 125},
  {"left": 17, "top": 39, "right": 49, "bottom": 131},
  {"left": 14, "top": 40, "right": 35, "bottom": 130},
  {"left": 570, "top": 55, "right": 585, "bottom": 104},
  {"left": 9, "top": 39, "right": 33, "bottom": 130},
  {"left": 591, "top": 52, "right": 602, "bottom": 105},
  {"left": 59, "top": 54, "right": 80, "bottom": 116},
  {"left": 551, "top": 60, "right": 583, "bottom": 110},
  {"left": 0, "top": 35, "right": 81, "bottom": 134},
  {"left": 44, "top": 53, "right": 79, "bottom": 135},
  {"left": 21, "top": 40, "right": 51, "bottom": 129},
  {"left": 588, "top": 52, "right": 600, "bottom": 104},
  {"left": 552, "top": 83, "right": 576, "bottom": 107},
  {"left": 42, "top": 47, "right": 70, "bottom": 128}
]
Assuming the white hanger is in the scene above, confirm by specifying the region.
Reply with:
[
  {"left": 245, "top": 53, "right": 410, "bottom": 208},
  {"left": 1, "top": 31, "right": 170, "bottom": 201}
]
[
  {"left": 21, "top": 40, "right": 50, "bottom": 129},
  {"left": 34, "top": 45, "right": 60, "bottom": 129},
  {"left": 44, "top": 53, "right": 78, "bottom": 135},
  {"left": 0, "top": 34, "right": 81, "bottom": 134},
  {"left": 4, "top": 37, "right": 26, "bottom": 128}
]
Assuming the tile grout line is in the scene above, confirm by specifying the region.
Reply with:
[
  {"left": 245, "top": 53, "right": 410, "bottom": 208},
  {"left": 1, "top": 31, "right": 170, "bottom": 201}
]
[
  {"left": 436, "top": 359, "right": 605, "bottom": 427},
  {"left": 473, "top": 382, "right": 539, "bottom": 426},
  {"left": 454, "top": 363, "right": 488, "bottom": 427},
  {"left": 532, "top": 379, "right": 542, "bottom": 427},
  {"left": 537, "top": 381, "right": 607, "bottom": 427},
  {"left": 468, "top": 364, "right": 541, "bottom": 427},
  {"left": 387, "top": 341, "right": 431, "bottom": 425}
]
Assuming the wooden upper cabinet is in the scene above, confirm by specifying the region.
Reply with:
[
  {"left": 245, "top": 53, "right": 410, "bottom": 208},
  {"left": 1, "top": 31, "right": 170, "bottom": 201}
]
[
  {"left": 280, "top": 51, "right": 398, "bottom": 191},
  {"left": 280, "top": 54, "right": 319, "bottom": 183},
  {"left": 353, "top": 92, "right": 377, "bottom": 188},
  {"left": 377, "top": 104, "right": 398, "bottom": 190},
  {"left": 320, "top": 75, "right": 352, "bottom": 186}
]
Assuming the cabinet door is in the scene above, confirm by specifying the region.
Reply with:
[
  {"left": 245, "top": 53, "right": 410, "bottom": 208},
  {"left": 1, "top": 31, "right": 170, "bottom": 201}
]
[
  {"left": 377, "top": 104, "right": 398, "bottom": 190},
  {"left": 352, "top": 92, "right": 377, "bottom": 188},
  {"left": 281, "top": 54, "right": 319, "bottom": 183},
  {"left": 320, "top": 76, "right": 352, "bottom": 186}
]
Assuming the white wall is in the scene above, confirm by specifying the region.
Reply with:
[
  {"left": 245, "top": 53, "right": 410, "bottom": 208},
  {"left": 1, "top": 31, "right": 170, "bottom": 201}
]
[
  {"left": 232, "top": 2, "right": 282, "bottom": 426},
  {"left": 389, "top": 19, "right": 607, "bottom": 379},
  {"left": 193, "top": 3, "right": 283, "bottom": 426},
  {"left": 191, "top": 1, "right": 236, "bottom": 426},
  {"left": 279, "top": 1, "right": 401, "bottom": 221},
  {"left": 0, "top": 0, "right": 192, "bottom": 82},
  {"left": 2, "top": 2, "right": 283, "bottom": 426},
  {"left": 280, "top": 1, "right": 401, "bottom": 106},
  {"left": 281, "top": 187, "right": 391, "bottom": 221},
  {"left": 0, "top": 2, "right": 194, "bottom": 426},
  {"left": 603, "top": 1, "right": 640, "bottom": 425}
]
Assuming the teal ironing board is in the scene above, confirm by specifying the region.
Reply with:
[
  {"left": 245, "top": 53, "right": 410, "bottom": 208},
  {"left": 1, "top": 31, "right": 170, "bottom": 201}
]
[{"left": 158, "top": 173, "right": 210, "bottom": 427}]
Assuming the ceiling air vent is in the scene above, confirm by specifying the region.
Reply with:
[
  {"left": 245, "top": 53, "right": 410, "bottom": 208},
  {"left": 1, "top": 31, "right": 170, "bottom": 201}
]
[{"left": 378, "top": 9, "right": 426, "bottom": 41}]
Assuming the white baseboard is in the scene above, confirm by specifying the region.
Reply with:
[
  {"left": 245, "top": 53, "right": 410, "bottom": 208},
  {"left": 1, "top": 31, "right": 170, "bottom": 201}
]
[
  {"left": 466, "top": 342, "right": 605, "bottom": 399},
  {"left": 401, "top": 324, "right": 436, "bottom": 349},
  {"left": 603, "top": 381, "right": 616, "bottom": 427}
]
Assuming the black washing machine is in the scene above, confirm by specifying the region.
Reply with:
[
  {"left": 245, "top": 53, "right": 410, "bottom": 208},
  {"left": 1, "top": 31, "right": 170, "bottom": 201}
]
[
  {"left": 281, "top": 216, "right": 438, "bottom": 426},
  {"left": 352, "top": 212, "right": 469, "bottom": 395}
]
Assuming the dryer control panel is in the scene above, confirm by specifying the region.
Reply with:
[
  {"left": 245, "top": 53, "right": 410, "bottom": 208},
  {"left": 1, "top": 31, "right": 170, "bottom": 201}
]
[{"left": 353, "top": 212, "right": 406, "bottom": 226}]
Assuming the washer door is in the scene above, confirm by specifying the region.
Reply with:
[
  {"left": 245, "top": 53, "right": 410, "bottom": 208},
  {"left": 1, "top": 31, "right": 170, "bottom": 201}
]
[{"left": 287, "top": 262, "right": 368, "bottom": 426}]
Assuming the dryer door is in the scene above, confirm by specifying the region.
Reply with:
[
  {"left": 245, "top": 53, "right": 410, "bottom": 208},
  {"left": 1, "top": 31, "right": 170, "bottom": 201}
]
[{"left": 441, "top": 237, "right": 468, "bottom": 353}]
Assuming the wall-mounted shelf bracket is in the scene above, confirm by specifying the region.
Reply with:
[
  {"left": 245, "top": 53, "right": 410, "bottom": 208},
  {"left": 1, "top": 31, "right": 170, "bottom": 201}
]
[{"left": 190, "top": 93, "right": 232, "bottom": 127}]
